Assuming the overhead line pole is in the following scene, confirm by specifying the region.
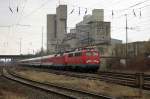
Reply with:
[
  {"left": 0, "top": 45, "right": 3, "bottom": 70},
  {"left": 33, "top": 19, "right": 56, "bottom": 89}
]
[
  {"left": 42, "top": 26, "right": 44, "bottom": 53},
  {"left": 40, "top": 26, "right": 44, "bottom": 66},
  {"left": 19, "top": 38, "right": 22, "bottom": 55},
  {"left": 125, "top": 14, "right": 128, "bottom": 65}
]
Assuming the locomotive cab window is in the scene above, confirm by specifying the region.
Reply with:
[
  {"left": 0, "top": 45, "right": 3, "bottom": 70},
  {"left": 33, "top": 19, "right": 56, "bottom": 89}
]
[{"left": 86, "top": 51, "right": 92, "bottom": 56}]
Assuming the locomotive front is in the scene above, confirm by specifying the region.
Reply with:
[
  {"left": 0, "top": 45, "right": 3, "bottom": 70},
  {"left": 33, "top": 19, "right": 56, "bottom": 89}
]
[{"left": 82, "top": 48, "right": 100, "bottom": 72}]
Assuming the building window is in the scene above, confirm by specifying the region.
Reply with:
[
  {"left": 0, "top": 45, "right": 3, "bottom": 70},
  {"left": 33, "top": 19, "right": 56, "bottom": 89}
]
[{"left": 98, "top": 47, "right": 104, "bottom": 55}]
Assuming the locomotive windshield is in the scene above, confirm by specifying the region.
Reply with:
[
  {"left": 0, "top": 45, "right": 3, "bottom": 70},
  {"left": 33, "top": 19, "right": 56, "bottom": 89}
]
[
  {"left": 86, "top": 52, "right": 92, "bottom": 56},
  {"left": 86, "top": 51, "right": 98, "bottom": 56}
]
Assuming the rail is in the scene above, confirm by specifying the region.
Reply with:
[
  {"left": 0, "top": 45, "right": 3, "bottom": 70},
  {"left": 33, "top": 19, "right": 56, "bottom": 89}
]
[
  {"left": 2, "top": 68, "right": 113, "bottom": 99},
  {"left": 27, "top": 68, "right": 150, "bottom": 91}
]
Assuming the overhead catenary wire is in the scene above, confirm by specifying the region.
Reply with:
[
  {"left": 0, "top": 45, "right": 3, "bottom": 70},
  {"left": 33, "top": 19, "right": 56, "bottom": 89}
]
[
  {"left": 16, "top": 0, "right": 21, "bottom": 13},
  {"left": 108, "top": 3, "right": 150, "bottom": 20},
  {"left": 5, "top": 0, "right": 150, "bottom": 25},
  {"left": 5, "top": 0, "right": 150, "bottom": 30},
  {"left": 68, "top": 0, "right": 150, "bottom": 20},
  {"left": 16, "top": 0, "right": 22, "bottom": 13},
  {"left": 69, "top": 1, "right": 150, "bottom": 33},
  {"left": 16, "top": 0, "right": 28, "bottom": 24},
  {"left": 23, "top": 0, "right": 50, "bottom": 18},
  {"left": 125, "top": 0, "right": 150, "bottom": 9},
  {"left": 7, "top": 1, "right": 150, "bottom": 30},
  {"left": 110, "top": 0, "right": 150, "bottom": 19},
  {"left": 67, "top": 0, "right": 150, "bottom": 41},
  {"left": 8, "top": 0, "right": 13, "bottom": 13},
  {"left": 10, "top": 0, "right": 149, "bottom": 23}
]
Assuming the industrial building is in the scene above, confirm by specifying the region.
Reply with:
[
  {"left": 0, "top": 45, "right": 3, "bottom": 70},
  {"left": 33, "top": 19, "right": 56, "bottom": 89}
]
[
  {"left": 76, "top": 9, "right": 110, "bottom": 46},
  {"left": 114, "top": 41, "right": 150, "bottom": 57},
  {"left": 47, "top": 5, "right": 67, "bottom": 53},
  {"left": 66, "top": 9, "right": 111, "bottom": 48},
  {"left": 62, "top": 9, "right": 112, "bottom": 55}
]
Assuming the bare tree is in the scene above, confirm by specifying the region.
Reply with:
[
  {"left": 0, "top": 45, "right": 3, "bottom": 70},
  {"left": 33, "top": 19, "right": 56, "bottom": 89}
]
[{"left": 144, "top": 40, "right": 150, "bottom": 56}]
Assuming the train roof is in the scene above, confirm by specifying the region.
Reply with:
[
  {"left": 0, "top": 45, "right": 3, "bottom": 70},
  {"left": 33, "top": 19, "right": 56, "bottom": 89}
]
[
  {"left": 63, "top": 47, "right": 97, "bottom": 54},
  {"left": 19, "top": 47, "right": 98, "bottom": 62},
  {"left": 19, "top": 54, "right": 55, "bottom": 62}
]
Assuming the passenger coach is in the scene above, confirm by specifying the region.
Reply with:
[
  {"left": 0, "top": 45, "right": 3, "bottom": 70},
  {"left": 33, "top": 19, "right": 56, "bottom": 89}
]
[{"left": 19, "top": 48, "right": 100, "bottom": 72}]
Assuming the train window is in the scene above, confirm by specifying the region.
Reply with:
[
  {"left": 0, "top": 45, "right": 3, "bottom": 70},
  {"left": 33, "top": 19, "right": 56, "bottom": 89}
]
[
  {"left": 93, "top": 52, "right": 98, "bottom": 56},
  {"left": 79, "top": 52, "right": 82, "bottom": 56},
  {"left": 86, "top": 52, "right": 92, "bottom": 56},
  {"left": 75, "top": 53, "right": 78, "bottom": 56},
  {"left": 75, "top": 52, "right": 82, "bottom": 56}
]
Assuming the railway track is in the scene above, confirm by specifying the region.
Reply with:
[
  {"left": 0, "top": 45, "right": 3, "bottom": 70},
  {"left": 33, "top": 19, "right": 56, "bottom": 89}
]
[
  {"left": 50, "top": 70, "right": 150, "bottom": 90},
  {"left": 2, "top": 68, "right": 114, "bottom": 99},
  {"left": 98, "top": 71, "right": 150, "bottom": 90},
  {"left": 19, "top": 67, "right": 150, "bottom": 91}
]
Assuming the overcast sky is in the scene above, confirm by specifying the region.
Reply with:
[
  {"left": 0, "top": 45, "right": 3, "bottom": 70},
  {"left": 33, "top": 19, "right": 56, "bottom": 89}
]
[{"left": 0, "top": 0, "right": 150, "bottom": 55}]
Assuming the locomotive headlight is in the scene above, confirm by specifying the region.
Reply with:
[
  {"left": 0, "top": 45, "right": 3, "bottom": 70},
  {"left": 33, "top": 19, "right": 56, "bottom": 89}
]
[
  {"left": 93, "top": 60, "right": 99, "bottom": 63},
  {"left": 86, "top": 60, "right": 92, "bottom": 63}
]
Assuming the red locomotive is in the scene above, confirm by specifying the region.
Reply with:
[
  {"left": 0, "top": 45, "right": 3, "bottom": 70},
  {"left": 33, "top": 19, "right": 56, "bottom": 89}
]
[{"left": 19, "top": 48, "right": 100, "bottom": 72}]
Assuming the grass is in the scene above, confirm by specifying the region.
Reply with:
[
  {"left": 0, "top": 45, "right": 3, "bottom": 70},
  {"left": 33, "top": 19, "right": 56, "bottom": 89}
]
[
  {"left": 0, "top": 91, "right": 27, "bottom": 99},
  {"left": 0, "top": 76, "right": 58, "bottom": 99},
  {"left": 14, "top": 69, "right": 150, "bottom": 99}
]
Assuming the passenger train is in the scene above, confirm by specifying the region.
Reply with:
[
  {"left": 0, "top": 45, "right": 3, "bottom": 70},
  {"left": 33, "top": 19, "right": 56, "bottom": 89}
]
[{"left": 19, "top": 48, "right": 100, "bottom": 72}]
